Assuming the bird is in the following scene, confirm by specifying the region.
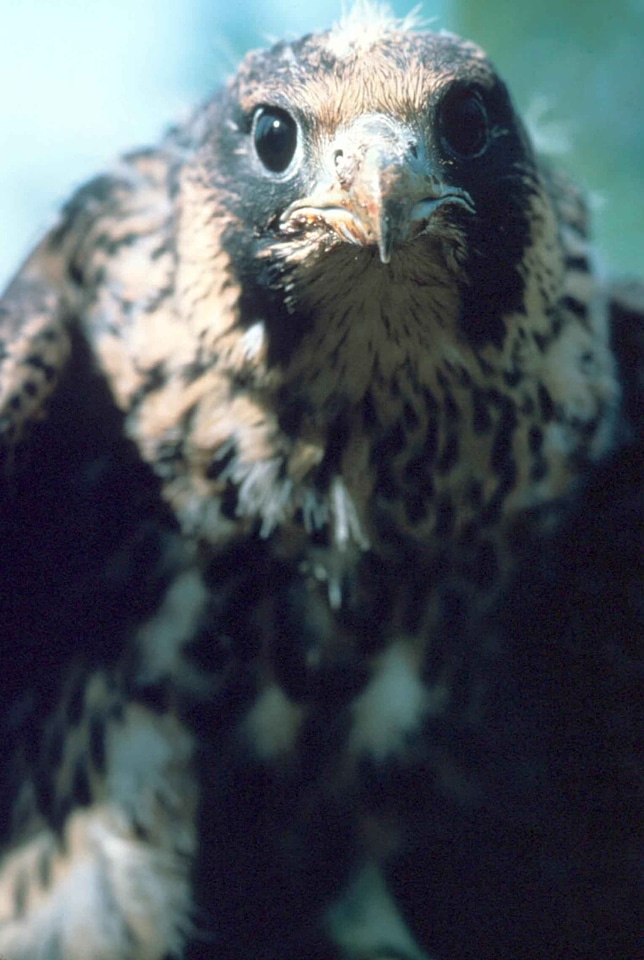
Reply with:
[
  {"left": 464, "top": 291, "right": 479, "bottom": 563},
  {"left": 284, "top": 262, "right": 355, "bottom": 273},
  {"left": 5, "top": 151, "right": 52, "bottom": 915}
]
[{"left": 0, "top": 4, "right": 639, "bottom": 959}]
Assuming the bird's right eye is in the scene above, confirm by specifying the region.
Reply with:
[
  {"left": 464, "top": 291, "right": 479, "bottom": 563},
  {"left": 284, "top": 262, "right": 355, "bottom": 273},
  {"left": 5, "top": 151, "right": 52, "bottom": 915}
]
[{"left": 253, "top": 107, "right": 299, "bottom": 174}]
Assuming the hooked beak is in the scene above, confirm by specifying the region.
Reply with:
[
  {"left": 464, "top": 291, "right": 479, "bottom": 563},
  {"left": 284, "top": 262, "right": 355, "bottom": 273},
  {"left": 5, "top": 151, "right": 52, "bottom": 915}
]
[{"left": 280, "top": 115, "right": 474, "bottom": 264}]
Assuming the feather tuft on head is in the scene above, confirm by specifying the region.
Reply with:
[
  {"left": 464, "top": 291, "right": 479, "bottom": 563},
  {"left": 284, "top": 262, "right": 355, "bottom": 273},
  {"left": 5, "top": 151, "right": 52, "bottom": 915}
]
[{"left": 326, "top": 1, "right": 426, "bottom": 57}]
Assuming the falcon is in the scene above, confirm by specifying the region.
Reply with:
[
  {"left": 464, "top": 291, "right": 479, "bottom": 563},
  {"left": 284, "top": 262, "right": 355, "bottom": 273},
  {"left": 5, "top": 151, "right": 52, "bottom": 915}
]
[{"left": 0, "top": 5, "right": 638, "bottom": 959}]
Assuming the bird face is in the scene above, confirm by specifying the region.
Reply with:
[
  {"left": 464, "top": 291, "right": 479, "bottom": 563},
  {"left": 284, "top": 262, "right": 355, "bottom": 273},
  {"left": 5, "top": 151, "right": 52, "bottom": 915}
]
[{"left": 203, "top": 23, "right": 548, "bottom": 384}]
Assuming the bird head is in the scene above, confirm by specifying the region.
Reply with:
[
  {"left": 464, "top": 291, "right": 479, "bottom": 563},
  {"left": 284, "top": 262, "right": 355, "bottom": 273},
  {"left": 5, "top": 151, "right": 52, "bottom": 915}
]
[
  {"left": 157, "top": 6, "right": 615, "bottom": 558},
  {"left": 179, "top": 6, "right": 562, "bottom": 419}
]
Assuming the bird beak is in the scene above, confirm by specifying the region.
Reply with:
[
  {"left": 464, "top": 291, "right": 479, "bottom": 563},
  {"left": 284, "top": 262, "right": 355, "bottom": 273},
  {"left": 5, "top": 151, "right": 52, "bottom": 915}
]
[{"left": 280, "top": 115, "right": 474, "bottom": 264}]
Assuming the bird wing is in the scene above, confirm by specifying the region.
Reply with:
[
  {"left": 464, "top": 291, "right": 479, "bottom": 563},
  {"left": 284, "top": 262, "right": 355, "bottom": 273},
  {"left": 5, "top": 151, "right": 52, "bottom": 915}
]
[
  {"left": 0, "top": 149, "right": 205, "bottom": 960},
  {"left": 0, "top": 144, "right": 180, "bottom": 465}
]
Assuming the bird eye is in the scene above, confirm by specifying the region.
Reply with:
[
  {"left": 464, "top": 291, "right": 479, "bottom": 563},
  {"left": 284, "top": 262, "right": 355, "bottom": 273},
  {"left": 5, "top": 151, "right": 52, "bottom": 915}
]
[
  {"left": 438, "top": 87, "right": 490, "bottom": 159},
  {"left": 253, "top": 107, "right": 299, "bottom": 174}
]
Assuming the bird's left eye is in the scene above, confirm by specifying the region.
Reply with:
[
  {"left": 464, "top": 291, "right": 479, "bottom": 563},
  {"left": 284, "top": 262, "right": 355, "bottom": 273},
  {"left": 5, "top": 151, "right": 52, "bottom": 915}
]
[
  {"left": 438, "top": 87, "right": 490, "bottom": 159},
  {"left": 253, "top": 107, "right": 299, "bottom": 174}
]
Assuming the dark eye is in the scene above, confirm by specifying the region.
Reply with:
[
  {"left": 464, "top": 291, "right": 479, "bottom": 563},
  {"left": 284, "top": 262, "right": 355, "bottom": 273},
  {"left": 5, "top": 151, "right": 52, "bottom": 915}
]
[
  {"left": 253, "top": 107, "right": 299, "bottom": 174},
  {"left": 438, "top": 88, "right": 490, "bottom": 159}
]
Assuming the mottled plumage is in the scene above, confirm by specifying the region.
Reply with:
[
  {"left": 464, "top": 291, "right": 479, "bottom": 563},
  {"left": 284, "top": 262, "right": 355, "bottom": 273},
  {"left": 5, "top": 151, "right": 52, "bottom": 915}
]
[{"left": 0, "top": 6, "right": 640, "bottom": 960}]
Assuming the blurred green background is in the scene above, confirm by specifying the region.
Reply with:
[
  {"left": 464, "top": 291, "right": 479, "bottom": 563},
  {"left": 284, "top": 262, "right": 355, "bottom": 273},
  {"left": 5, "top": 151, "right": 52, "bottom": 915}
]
[{"left": 0, "top": 0, "right": 641, "bottom": 287}]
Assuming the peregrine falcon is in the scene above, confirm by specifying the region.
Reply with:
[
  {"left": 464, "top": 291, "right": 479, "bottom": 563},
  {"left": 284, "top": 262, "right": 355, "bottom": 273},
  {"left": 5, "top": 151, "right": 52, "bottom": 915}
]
[{"left": 0, "top": 5, "right": 639, "bottom": 960}]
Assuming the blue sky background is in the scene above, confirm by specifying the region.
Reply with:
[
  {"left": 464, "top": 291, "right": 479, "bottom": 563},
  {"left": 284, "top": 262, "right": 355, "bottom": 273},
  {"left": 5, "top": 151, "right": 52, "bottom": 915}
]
[{"left": 0, "top": 0, "right": 641, "bottom": 288}]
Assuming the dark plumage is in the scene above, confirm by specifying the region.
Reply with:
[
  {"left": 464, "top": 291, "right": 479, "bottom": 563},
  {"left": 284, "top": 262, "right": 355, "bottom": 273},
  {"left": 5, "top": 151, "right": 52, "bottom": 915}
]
[{"left": 0, "top": 5, "right": 640, "bottom": 959}]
